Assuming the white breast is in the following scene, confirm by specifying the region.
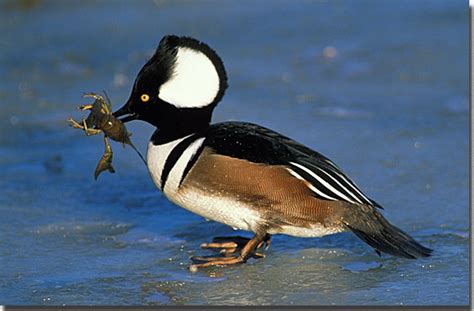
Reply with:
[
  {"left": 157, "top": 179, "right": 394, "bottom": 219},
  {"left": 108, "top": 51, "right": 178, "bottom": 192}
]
[
  {"left": 147, "top": 137, "right": 343, "bottom": 238},
  {"left": 146, "top": 134, "right": 192, "bottom": 190},
  {"left": 163, "top": 137, "right": 205, "bottom": 194},
  {"left": 169, "top": 187, "right": 263, "bottom": 232},
  {"left": 146, "top": 137, "right": 262, "bottom": 232}
]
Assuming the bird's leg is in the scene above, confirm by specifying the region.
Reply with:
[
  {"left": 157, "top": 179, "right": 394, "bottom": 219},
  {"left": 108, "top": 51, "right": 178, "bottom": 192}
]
[
  {"left": 200, "top": 234, "right": 271, "bottom": 257},
  {"left": 189, "top": 232, "right": 269, "bottom": 271}
]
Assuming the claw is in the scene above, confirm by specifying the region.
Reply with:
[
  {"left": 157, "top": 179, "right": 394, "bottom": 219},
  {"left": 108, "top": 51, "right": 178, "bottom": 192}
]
[
  {"left": 68, "top": 118, "right": 85, "bottom": 129},
  {"left": 219, "top": 248, "right": 237, "bottom": 256},
  {"left": 83, "top": 92, "right": 101, "bottom": 100},
  {"left": 200, "top": 241, "right": 238, "bottom": 249},
  {"left": 82, "top": 119, "right": 101, "bottom": 136},
  {"left": 189, "top": 255, "right": 245, "bottom": 272},
  {"left": 189, "top": 233, "right": 270, "bottom": 271},
  {"left": 253, "top": 252, "right": 265, "bottom": 258},
  {"left": 191, "top": 255, "right": 241, "bottom": 263},
  {"left": 78, "top": 104, "right": 93, "bottom": 111}
]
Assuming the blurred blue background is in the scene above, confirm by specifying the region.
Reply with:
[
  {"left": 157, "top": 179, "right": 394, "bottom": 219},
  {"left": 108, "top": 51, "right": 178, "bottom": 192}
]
[{"left": 0, "top": 0, "right": 469, "bottom": 306}]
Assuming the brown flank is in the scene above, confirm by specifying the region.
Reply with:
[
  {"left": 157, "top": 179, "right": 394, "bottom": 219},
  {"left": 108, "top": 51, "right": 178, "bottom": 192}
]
[{"left": 182, "top": 147, "right": 347, "bottom": 231}]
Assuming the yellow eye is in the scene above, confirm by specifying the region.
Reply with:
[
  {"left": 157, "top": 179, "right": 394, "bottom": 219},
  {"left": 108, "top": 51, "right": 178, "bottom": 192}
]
[{"left": 140, "top": 94, "right": 150, "bottom": 102}]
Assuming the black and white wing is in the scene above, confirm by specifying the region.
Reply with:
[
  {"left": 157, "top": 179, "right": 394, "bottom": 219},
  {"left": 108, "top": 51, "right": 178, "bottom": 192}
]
[{"left": 205, "top": 121, "right": 382, "bottom": 209}]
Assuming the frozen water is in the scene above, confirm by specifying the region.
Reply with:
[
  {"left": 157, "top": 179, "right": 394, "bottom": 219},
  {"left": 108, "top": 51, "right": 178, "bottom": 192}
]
[{"left": 0, "top": 0, "right": 468, "bottom": 306}]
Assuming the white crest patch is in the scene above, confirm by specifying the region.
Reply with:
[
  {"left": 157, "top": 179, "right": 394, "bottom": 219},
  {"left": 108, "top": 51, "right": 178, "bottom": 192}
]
[{"left": 159, "top": 47, "right": 220, "bottom": 108}]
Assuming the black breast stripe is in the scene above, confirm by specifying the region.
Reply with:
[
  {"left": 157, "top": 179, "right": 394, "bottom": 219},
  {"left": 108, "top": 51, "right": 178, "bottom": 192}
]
[
  {"left": 160, "top": 133, "right": 203, "bottom": 191},
  {"left": 178, "top": 142, "right": 206, "bottom": 188}
]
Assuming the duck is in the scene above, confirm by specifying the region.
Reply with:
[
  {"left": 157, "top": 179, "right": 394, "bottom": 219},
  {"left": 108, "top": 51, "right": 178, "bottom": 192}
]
[{"left": 113, "top": 35, "right": 432, "bottom": 270}]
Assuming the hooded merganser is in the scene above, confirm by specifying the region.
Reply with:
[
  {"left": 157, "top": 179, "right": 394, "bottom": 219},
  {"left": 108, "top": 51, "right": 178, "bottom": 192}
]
[{"left": 113, "top": 35, "right": 432, "bottom": 270}]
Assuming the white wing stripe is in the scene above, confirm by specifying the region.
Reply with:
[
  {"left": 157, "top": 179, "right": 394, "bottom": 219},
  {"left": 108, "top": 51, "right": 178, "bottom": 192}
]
[
  {"left": 313, "top": 166, "right": 363, "bottom": 204},
  {"left": 330, "top": 168, "right": 372, "bottom": 204},
  {"left": 319, "top": 158, "right": 371, "bottom": 204},
  {"left": 286, "top": 168, "right": 339, "bottom": 201},
  {"left": 289, "top": 162, "right": 356, "bottom": 204}
]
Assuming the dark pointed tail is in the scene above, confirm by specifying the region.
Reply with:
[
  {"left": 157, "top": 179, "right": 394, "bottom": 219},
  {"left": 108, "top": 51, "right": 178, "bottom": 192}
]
[{"left": 341, "top": 204, "right": 432, "bottom": 259}]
